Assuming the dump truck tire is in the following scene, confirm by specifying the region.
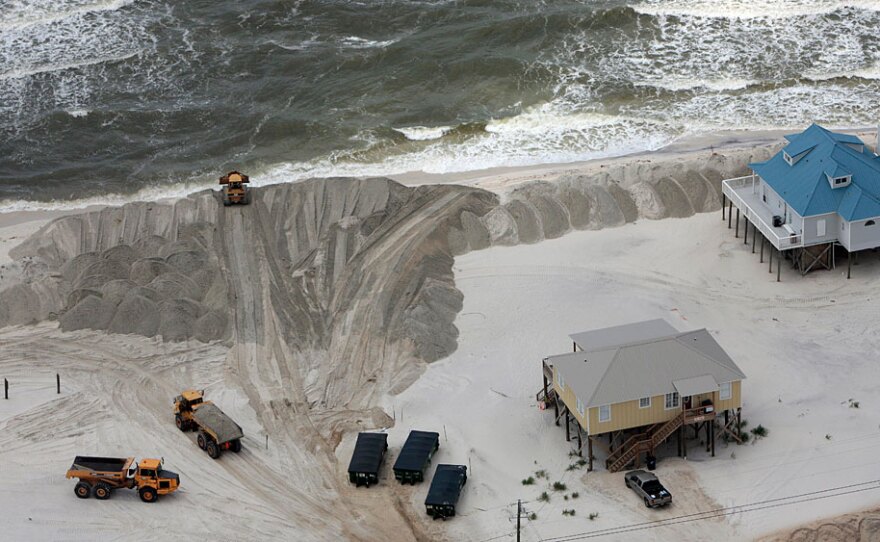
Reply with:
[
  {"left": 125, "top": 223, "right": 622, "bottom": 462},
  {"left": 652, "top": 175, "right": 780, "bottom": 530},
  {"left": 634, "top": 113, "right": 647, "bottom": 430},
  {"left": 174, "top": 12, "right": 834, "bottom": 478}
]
[
  {"left": 175, "top": 415, "right": 186, "bottom": 431},
  {"left": 231, "top": 439, "right": 242, "bottom": 453},
  {"left": 94, "top": 483, "right": 111, "bottom": 500},
  {"left": 206, "top": 439, "right": 220, "bottom": 459},
  {"left": 75, "top": 482, "right": 91, "bottom": 499},
  {"left": 139, "top": 487, "right": 157, "bottom": 503},
  {"left": 197, "top": 431, "right": 207, "bottom": 450}
]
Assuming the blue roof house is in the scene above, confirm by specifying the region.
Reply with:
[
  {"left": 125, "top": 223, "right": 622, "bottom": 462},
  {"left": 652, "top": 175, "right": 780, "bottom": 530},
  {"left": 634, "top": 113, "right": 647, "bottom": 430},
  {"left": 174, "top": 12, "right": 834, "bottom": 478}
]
[{"left": 721, "top": 124, "right": 880, "bottom": 276}]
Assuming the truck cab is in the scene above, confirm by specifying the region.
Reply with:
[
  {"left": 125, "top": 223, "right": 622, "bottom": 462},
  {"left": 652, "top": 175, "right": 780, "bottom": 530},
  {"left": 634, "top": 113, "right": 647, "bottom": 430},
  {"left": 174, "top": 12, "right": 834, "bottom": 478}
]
[
  {"left": 135, "top": 458, "right": 179, "bottom": 502},
  {"left": 174, "top": 389, "right": 207, "bottom": 430}
]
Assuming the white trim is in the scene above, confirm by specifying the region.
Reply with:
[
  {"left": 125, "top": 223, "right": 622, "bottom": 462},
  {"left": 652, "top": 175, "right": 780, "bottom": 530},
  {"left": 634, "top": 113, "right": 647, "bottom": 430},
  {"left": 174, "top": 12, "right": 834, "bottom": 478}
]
[
  {"left": 664, "top": 392, "right": 680, "bottom": 410},
  {"left": 598, "top": 404, "right": 611, "bottom": 423},
  {"left": 639, "top": 396, "right": 651, "bottom": 409},
  {"left": 720, "top": 382, "right": 732, "bottom": 401},
  {"left": 556, "top": 369, "right": 565, "bottom": 390}
]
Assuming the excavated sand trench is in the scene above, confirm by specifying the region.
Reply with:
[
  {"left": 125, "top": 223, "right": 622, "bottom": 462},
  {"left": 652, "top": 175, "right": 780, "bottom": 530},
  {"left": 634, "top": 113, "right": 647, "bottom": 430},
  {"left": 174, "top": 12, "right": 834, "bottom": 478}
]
[{"left": 0, "top": 144, "right": 776, "bottom": 540}]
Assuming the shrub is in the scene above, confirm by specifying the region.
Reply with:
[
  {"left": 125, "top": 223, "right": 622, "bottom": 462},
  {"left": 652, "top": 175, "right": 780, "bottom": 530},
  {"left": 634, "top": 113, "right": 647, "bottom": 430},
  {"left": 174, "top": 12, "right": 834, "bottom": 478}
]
[
  {"left": 571, "top": 492, "right": 580, "bottom": 499},
  {"left": 751, "top": 425, "right": 769, "bottom": 438},
  {"left": 538, "top": 492, "right": 550, "bottom": 502},
  {"left": 528, "top": 512, "right": 537, "bottom": 520},
  {"left": 576, "top": 459, "right": 587, "bottom": 467},
  {"left": 589, "top": 512, "right": 599, "bottom": 521},
  {"left": 826, "top": 434, "right": 832, "bottom": 440},
  {"left": 535, "top": 469, "right": 548, "bottom": 479},
  {"left": 552, "top": 481, "right": 567, "bottom": 491},
  {"left": 849, "top": 399, "right": 860, "bottom": 409},
  {"left": 566, "top": 463, "right": 578, "bottom": 471},
  {"left": 562, "top": 509, "right": 576, "bottom": 516},
  {"left": 522, "top": 476, "right": 535, "bottom": 486}
]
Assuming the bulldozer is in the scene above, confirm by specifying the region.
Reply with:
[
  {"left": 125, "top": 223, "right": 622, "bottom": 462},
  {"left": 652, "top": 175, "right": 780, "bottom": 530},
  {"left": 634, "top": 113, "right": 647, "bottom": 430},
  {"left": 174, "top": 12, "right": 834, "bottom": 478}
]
[{"left": 219, "top": 170, "right": 250, "bottom": 206}]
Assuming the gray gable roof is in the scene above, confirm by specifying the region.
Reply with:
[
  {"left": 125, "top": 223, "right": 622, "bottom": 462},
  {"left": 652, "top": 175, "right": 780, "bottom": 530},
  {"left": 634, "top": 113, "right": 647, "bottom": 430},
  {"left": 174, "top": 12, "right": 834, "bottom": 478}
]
[
  {"left": 552, "top": 324, "right": 746, "bottom": 409},
  {"left": 569, "top": 318, "right": 678, "bottom": 352}
]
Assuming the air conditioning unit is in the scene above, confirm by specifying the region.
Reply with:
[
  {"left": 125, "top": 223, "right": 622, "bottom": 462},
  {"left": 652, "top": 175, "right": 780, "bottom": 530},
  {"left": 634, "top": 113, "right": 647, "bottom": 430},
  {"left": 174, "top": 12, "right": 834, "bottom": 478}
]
[{"left": 772, "top": 215, "right": 784, "bottom": 228}]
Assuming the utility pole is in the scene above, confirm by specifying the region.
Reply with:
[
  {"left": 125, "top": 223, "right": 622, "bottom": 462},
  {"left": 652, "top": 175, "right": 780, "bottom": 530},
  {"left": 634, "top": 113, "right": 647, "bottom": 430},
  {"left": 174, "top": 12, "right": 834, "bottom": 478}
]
[{"left": 516, "top": 499, "right": 521, "bottom": 542}]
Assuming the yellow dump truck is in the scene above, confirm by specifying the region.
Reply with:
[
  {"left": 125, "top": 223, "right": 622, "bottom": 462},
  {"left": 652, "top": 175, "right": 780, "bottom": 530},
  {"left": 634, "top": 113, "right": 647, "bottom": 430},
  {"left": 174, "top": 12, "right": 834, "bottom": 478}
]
[
  {"left": 219, "top": 171, "right": 250, "bottom": 205},
  {"left": 174, "top": 389, "right": 244, "bottom": 459},
  {"left": 65, "top": 456, "right": 180, "bottom": 503}
]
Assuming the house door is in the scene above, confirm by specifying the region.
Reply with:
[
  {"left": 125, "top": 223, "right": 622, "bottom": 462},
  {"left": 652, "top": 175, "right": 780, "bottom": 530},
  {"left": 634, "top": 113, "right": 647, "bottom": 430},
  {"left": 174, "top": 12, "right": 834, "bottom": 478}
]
[
  {"left": 682, "top": 396, "right": 692, "bottom": 411},
  {"left": 817, "top": 219, "right": 826, "bottom": 238}
]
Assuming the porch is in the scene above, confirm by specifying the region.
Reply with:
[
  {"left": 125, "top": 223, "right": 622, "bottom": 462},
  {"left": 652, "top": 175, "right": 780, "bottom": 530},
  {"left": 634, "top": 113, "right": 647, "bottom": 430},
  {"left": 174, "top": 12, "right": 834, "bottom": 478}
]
[{"left": 721, "top": 175, "right": 803, "bottom": 250}]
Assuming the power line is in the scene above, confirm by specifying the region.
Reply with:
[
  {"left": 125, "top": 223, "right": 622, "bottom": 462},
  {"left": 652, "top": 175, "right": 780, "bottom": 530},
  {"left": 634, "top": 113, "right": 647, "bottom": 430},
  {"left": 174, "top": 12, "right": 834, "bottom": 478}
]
[{"left": 540, "top": 479, "right": 880, "bottom": 542}]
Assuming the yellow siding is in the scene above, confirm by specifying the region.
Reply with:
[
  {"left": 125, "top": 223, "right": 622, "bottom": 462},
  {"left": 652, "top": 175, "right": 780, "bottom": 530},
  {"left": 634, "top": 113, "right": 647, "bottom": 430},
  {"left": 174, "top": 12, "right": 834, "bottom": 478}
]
[
  {"left": 551, "top": 366, "right": 589, "bottom": 431},
  {"left": 587, "top": 394, "right": 679, "bottom": 435},
  {"left": 713, "top": 380, "right": 742, "bottom": 412}
]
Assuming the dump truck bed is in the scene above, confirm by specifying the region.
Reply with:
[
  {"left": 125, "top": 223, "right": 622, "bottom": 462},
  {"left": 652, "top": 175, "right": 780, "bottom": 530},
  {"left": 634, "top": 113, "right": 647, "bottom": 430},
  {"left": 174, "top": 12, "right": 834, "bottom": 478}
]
[
  {"left": 193, "top": 404, "right": 243, "bottom": 444},
  {"left": 425, "top": 464, "right": 467, "bottom": 506},
  {"left": 394, "top": 430, "right": 439, "bottom": 473},
  {"left": 348, "top": 433, "right": 388, "bottom": 476},
  {"left": 68, "top": 456, "right": 131, "bottom": 474}
]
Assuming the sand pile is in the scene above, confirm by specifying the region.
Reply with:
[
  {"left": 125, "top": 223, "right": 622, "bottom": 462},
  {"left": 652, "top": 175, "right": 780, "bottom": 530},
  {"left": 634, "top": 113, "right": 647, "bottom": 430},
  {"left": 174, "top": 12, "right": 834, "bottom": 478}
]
[{"left": 461, "top": 145, "right": 777, "bottom": 248}]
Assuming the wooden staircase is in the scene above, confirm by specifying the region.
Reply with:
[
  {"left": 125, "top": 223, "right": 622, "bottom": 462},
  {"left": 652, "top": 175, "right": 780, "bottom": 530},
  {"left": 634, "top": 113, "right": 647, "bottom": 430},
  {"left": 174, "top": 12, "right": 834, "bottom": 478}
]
[{"left": 605, "top": 412, "right": 685, "bottom": 472}]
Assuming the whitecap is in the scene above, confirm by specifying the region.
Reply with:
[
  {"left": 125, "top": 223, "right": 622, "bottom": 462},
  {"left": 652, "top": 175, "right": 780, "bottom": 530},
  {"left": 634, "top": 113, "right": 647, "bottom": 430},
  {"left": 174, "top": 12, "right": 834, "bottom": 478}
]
[
  {"left": 340, "top": 36, "right": 399, "bottom": 49},
  {"left": 393, "top": 126, "right": 453, "bottom": 141},
  {"left": 631, "top": 0, "right": 880, "bottom": 19}
]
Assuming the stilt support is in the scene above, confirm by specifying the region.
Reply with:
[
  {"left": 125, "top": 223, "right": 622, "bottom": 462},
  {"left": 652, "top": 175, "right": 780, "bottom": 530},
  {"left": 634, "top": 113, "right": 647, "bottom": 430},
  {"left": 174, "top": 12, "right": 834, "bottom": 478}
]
[{"left": 735, "top": 209, "right": 740, "bottom": 238}]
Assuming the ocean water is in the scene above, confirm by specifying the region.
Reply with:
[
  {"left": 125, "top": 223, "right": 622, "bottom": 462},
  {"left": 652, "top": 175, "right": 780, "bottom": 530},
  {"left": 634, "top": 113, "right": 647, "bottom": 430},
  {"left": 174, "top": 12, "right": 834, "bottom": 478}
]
[{"left": 2, "top": 0, "right": 880, "bottom": 209}]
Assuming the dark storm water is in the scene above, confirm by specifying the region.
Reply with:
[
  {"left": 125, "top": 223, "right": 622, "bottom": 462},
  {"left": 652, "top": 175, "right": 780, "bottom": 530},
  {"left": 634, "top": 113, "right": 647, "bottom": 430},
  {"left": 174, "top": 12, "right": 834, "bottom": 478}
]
[{"left": 2, "top": 0, "right": 880, "bottom": 208}]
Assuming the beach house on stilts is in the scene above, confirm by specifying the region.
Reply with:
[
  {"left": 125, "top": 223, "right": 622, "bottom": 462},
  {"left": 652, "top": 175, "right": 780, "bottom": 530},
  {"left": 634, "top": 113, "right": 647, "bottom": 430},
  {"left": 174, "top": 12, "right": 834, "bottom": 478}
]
[
  {"left": 722, "top": 124, "right": 880, "bottom": 280},
  {"left": 538, "top": 320, "right": 746, "bottom": 472}
]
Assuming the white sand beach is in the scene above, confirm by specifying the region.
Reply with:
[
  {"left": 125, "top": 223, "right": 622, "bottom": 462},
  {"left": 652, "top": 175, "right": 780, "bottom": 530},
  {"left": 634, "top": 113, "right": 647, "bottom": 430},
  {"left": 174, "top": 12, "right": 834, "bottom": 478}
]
[{"left": 2, "top": 131, "right": 880, "bottom": 541}]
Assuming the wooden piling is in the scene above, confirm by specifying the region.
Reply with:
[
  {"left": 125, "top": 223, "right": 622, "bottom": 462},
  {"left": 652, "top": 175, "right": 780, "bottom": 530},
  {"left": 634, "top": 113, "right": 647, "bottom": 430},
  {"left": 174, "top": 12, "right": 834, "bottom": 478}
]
[
  {"left": 777, "top": 249, "right": 782, "bottom": 282},
  {"left": 56, "top": 373, "right": 60, "bottom": 394},
  {"left": 722, "top": 194, "right": 726, "bottom": 220},
  {"left": 3, "top": 378, "right": 7, "bottom": 400},
  {"left": 760, "top": 235, "right": 764, "bottom": 263},
  {"left": 751, "top": 224, "right": 756, "bottom": 253},
  {"left": 588, "top": 437, "right": 594, "bottom": 471},
  {"left": 735, "top": 209, "right": 740, "bottom": 238},
  {"left": 728, "top": 202, "right": 733, "bottom": 228},
  {"left": 565, "top": 410, "right": 570, "bottom": 442}
]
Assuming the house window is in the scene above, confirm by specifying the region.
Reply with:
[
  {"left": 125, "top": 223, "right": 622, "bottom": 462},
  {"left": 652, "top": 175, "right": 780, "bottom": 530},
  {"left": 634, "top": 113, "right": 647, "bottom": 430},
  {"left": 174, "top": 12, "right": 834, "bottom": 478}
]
[
  {"left": 783, "top": 151, "right": 793, "bottom": 166},
  {"left": 556, "top": 370, "right": 564, "bottom": 390},
  {"left": 817, "top": 219, "right": 826, "bottom": 237},
  {"left": 664, "top": 392, "right": 680, "bottom": 410},
  {"left": 576, "top": 397, "right": 585, "bottom": 416},
  {"left": 599, "top": 404, "right": 611, "bottom": 422},
  {"left": 866, "top": 220, "right": 876, "bottom": 227},
  {"left": 639, "top": 397, "right": 651, "bottom": 409},
  {"left": 720, "top": 382, "right": 732, "bottom": 400}
]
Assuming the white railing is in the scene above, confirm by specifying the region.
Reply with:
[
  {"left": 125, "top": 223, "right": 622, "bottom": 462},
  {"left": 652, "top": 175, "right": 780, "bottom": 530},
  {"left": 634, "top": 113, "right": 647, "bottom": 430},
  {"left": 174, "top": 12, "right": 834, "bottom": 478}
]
[{"left": 722, "top": 176, "right": 802, "bottom": 249}]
